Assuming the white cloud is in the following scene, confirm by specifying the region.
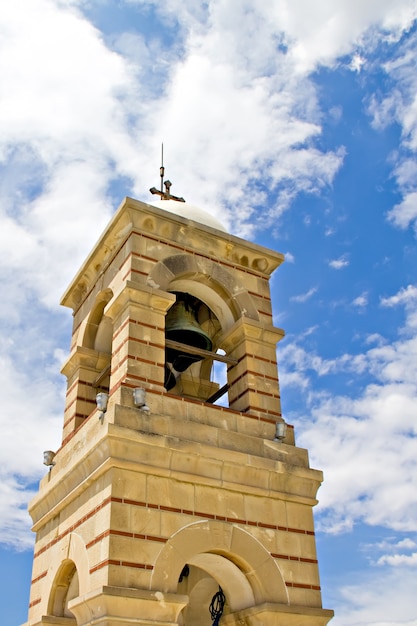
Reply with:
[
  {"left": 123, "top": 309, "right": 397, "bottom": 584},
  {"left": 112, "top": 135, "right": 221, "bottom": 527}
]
[
  {"left": 0, "top": 0, "right": 145, "bottom": 308},
  {"left": 290, "top": 287, "right": 318, "bottom": 303},
  {"left": 285, "top": 287, "right": 417, "bottom": 533},
  {"left": 279, "top": 368, "right": 310, "bottom": 392},
  {"left": 329, "top": 255, "right": 350, "bottom": 269},
  {"left": 368, "top": 90, "right": 402, "bottom": 130},
  {"left": 0, "top": 345, "right": 64, "bottom": 549},
  {"left": 0, "top": 2, "right": 137, "bottom": 157},
  {"left": 119, "top": 0, "right": 349, "bottom": 233},
  {"left": 387, "top": 192, "right": 417, "bottom": 232},
  {"left": 392, "top": 158, "right": 417, "bottom": 189},
  {"left": 381, "top": 284, "right": 417, "bottom": 308},
  {"left": 353, "top": 292, "right": 368, "bottom": 307},
  {"left": 367, "top": 537, "right": 417, "bottom": 553},
  {"left": 377, "top": 552, "right": 417, "bottom": 567},
  {"left": 349, "top": 53, "right": 366, "bottom": 72},
  {"left": 367, "top": 29, "right": 417, "bottom": 235},
  {"left": 331, "top": 566, "right": 417, "bottom": 626},
  {"left": 268, "top": 0, "right": 417, "bottom": 74},
  {"left": 68, "top": 0, "right": 417, "bottom": 240},
  {"left": 131, "top": 53, "right": 344, "bottom": 234},
  {"left": 395, "top": 538, "right": 417, "bottom": 550},
  {"left": 302, "top": 375, "right": 417, "bottom": 532},
  {"left": 373, "top": 535, "right": 417, "bottom": 568},
  {"left": 365, "top": 333, "right": 387, "bottom": 346},
  {"left": 0, "top": 478, "right": 38, "bottom": 551},
  {"left": 279, "top": 342, "right": 351, "bottom": 380}
]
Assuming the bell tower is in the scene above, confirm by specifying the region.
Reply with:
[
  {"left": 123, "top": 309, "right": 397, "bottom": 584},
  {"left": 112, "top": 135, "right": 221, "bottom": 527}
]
[{"left": 23, "top": 187, "right": 333, "bottom": 625}]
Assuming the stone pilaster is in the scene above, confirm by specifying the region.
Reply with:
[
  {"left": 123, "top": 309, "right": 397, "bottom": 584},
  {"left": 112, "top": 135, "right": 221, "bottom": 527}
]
[
  {"left": 106, "top": 281, "right": 175, "bottom": 394},
  {"left": 61, "top": 346, "right": 110, "bottom": 441},
  {"left": 221, "top": 317, "right": 284, "bottom": 418}
]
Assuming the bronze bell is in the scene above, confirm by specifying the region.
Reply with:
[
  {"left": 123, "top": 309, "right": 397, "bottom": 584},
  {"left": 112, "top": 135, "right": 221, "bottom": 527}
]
[{"left": 165, "top": 294, "right": 212, "bottom": 390}]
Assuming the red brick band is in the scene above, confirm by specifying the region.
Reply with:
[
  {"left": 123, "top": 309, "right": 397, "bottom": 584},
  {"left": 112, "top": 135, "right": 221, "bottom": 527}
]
[
  {"left": 90, "top": 558, "right": 153, "bottom": 574},
  {"left": 272, "top": 553, "right": 318, "bottom": 564},
  {"left": 286, "top": 582, "right": 321, "bottom": 591}
]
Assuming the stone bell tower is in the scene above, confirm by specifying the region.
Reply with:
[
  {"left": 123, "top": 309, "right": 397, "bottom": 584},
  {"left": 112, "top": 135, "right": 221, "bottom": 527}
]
[{"left": 23, "top": 184, "right": 333, "bottom": 625}]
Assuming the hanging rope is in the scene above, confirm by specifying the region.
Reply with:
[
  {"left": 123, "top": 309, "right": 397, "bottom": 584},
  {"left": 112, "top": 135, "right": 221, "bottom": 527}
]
[{"left": 209, "top": 586, "right": 226, "bottom": 626}]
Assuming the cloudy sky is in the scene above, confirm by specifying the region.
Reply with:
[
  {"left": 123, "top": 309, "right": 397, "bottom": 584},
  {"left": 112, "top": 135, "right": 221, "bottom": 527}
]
[{"left": 1, "top": 1, "right": 417, "bottom": 624}]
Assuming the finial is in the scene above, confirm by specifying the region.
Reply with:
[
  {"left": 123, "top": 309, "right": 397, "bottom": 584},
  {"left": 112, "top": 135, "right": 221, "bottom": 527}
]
[{"left": 150, "top": 143, "right": 185, "bottom": 202}]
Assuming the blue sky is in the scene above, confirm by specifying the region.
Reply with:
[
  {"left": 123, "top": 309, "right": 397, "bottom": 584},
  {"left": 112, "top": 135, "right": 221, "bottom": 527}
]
[{"left": 1, "top": 1, "right": 417, "bottom": 624}]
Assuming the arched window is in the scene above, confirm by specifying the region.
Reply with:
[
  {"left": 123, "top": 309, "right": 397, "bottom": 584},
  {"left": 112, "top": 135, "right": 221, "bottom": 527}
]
[
  {"left": 83, "top": 289, "right": 113, "bottom": 397},
  {"left": 48, "top": 559, "right": 79, "bottom": 618}
]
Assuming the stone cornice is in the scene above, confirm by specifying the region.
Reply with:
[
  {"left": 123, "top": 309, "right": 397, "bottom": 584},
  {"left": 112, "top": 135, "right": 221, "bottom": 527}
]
[
  {"left": 61, "top": 197, "right": 284, "bottom": 312},
  {"left": 29, "top": 409, "right": 323, "bottom": 530}
]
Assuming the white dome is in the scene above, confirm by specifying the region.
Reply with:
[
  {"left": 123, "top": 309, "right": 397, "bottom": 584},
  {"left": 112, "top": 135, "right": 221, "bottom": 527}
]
[{"left": 147, "top": 199, "right": 227, "bottom": 232}]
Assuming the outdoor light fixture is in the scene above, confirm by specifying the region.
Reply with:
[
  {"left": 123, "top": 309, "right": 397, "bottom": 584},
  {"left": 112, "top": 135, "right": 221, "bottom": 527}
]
[
  {"left": 133, "top": 387, "right": 150, "bottom": 413},
  {"left": 43, "top": 450, "right": 56, "bottom": 467},
  {"left": 96, "top": 392, "right": 109, "bottom": 420},
  {"left": 274, "top": 421, "right": 287, "bottom": 442}
]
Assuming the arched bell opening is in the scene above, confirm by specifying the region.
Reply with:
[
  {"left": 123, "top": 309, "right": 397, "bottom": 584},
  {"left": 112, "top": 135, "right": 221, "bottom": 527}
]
[
  {"left": 83, "top": 289, "right": 114, "bottom": 397},
  {"left": 47, "top": 558, "right": 79, "bottom": 619},
  {"left": 147, "top": 254, "right": 260, "bottom": 330},
  {"left": 164, "top": 292, "right": 223, "bottom": 401},
  {"left": 83, "top": 289, "right": 113, "bottom": 350}
]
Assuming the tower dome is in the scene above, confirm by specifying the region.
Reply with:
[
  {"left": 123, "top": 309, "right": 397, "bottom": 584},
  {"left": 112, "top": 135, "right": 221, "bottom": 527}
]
[{"left": 146, "top": 198, "right": 227, "bottom": 232}]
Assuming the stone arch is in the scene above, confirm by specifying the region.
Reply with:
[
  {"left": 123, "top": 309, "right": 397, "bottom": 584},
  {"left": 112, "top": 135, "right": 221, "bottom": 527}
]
[
  {"left": 151, "top": 520, "right": 288, "bottom": 612},
  {"left": 48, "top": 559, "right": 78, "bottom": 617},
  {"left": 147, "top": 254, "right": 259, "bottom": 333},
  {"left": 74, "top": 288, "right": 114, "bottom": 396},
  {"left": 43, "top": 532, "right": 90, "bottom": 618},
  {"left": 82, "top": 288, "right": 114, "bottom": 351}
]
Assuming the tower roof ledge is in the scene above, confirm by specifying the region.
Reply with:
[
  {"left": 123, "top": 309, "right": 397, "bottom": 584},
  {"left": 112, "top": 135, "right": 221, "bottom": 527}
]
[{"left": 60, "top": 196, "right": 284, "bottom": 311}]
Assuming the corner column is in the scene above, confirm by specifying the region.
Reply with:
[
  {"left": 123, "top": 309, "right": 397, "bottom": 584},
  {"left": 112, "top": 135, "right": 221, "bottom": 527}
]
[
  {"left": 61, "top": 346, "right": 110, "bottom": 441},
  {"left": 106, "top": 281, "right": 175, "bottom": 395},
  {"left": 221, "top": 317, "right": 284, "bottom": 419}
]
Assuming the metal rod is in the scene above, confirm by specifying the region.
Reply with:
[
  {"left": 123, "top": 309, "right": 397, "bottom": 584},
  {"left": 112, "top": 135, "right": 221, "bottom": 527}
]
[
  {"left": 160, "top": 142, "right": 164, "bottom": 193},
  {"left": 165, "top": 339, "right": 237, "bottom": 365},
  {"left": 206, "top": 383, "right": 230, "bottom": 404}
]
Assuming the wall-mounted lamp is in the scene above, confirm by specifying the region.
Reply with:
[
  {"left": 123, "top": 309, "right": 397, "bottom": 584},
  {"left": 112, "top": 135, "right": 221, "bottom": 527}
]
[
  {"left": 133, "top": 387, "right": 150, "bottom": 413},
  {"left": 274, "top": 421, "right": 287, "bottom": 442},
  {"left": 96, "top": 392, "right": 109, "bottom": 420},
  {"left": 43, "top": 450, "right": 56, "bottom": 468}
]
